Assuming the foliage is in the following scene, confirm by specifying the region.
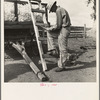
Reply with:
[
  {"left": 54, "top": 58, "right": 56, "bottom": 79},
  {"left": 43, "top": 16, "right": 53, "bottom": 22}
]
[{"left": 87, "top": 0, "right": 96, "bottom": 21}]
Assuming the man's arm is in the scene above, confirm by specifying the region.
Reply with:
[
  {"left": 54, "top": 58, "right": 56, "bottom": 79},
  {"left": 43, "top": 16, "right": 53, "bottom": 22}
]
[
  {"left": 46, "top": 9, "right": 62, "bottom": 31},
  {"left": 52, "top": 10, "right": 62, "bottom": 30},
  {"left": 56, "top": 10, "right": 62, "bottom": 29}
]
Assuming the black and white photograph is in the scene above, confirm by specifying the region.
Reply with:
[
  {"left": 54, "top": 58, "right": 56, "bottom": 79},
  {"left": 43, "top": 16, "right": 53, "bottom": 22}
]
[
  {"left": 1, "top": 0, "right": 99, "bottom": 100},
  {"left": 3, "top": 0, "right": 98, "bottom": 83}
]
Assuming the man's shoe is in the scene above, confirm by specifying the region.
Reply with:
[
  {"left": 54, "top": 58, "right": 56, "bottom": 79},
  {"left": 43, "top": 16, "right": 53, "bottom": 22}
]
[{"left": 55, "top": 68, "right": 66, "bottom": 72}]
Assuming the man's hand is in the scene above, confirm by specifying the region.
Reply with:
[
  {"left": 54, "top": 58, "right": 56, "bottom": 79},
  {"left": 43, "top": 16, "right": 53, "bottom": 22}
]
[{"left": 45, "top": 27, "right": 53, "bottom": 31}]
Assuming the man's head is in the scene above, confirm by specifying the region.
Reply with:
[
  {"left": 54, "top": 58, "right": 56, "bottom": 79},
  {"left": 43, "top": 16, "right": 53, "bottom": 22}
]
[{"left": 46, "top": 1, "right": 57, "bottom": 13}]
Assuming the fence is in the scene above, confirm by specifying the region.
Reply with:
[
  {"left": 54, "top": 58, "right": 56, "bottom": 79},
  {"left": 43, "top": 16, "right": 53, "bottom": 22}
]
[{"left": 69, "top": 24, "right": 86, "bottom": 38}]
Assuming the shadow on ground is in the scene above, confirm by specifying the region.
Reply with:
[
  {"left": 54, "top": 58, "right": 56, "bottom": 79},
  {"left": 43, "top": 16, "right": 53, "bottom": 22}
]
[
  {"left": 4, "top": 63, "right": 32, "bottom": 82},
  {"left": 64, "top": 60, "right": 96, "bottom": 71},
  {"left": 4, "top": 38, "right": 96, "bottom": 82},
  {"left": 5, "top": 48, "right": 23, "bottom": 60},
  {"left": 44, "top": 60, "right": 96, "bottom": 71}
]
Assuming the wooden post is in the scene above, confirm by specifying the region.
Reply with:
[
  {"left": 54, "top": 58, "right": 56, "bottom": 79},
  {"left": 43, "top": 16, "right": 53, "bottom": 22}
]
[
  {"left": 14, "top": 1, "right": 18, "bottom": 21},
  {"left": 45, "top": 6, "right": 48, "bottom": 24},
  {"left": 84, "top": 24, "right": 86, "bottom": 38}
]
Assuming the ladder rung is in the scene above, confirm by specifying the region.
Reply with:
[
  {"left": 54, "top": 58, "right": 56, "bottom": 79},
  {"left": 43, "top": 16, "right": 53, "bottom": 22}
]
[
  {"left": 36, "top": 23, "right": 45, "bottom": 26},
  {"left": 31, "top": 2, "right": 47, "bottom": 6},
  {"left": 30, "top": 0, "right": 41, "bottom": 3},
  {"left": 71, "top": 31, "right": 84, "bottom": 33},
  {"left": 30, "top": 1, "right": 39, "bottom": 5},
  {"left": 4, "top": 0, "right": 47, "bottom": 6},
  {"left": 42, "top": 54, "right": 57, "bottom": 59},
  {"left": 38, "top": 37, "right": 47, "bottom": 41},
  {"left": 32, "top": 9, "right": 45, "bottom": 13}
]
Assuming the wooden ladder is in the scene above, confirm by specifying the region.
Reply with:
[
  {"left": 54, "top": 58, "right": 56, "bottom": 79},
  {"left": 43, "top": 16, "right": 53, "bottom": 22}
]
[{"left": 27, "top": 0, "right": 47, "bottom": 71}]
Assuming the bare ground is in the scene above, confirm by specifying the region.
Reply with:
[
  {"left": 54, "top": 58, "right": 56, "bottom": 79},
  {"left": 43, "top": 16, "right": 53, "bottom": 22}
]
[{"left": 4, "top": 38, "right": 96, "bottom": 82}]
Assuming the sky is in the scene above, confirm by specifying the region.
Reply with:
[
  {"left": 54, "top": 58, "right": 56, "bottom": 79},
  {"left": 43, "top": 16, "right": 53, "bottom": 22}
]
[{"left": 42, "top": 0, "right": 94, "bottom": 27}]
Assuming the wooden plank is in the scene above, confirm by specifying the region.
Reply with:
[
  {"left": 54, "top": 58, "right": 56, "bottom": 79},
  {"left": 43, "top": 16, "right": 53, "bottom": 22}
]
[
  {"left": 4, "top": 21, "right": 47, "bottom": 29},
  {"left": 5, "top": 36, "right": 31, "bottom": 39},
  {"left": 4, "top": 24, "right": 33, "bottom": 29},
  {"left": 70, "top": 31, "right": 84, "bottom": 33},
  {"left": 5, "top": 21, "right": 46, "bottom": 25},
  {"left": 5, "top": 21, "right": 18, "bottom": 24},
  {"left": 4, "top": 22, "right": 46, "bottom": 31},
  {"left": 71, "top": 26, "right": 84, "bottom": 28},
  {"left": 69, "top": 34, "right": 83, "bottom": 38},
  {"left": 4, "top": 0, "right": 47, "bottom": 6},
  {"left": 4, "top": 21, "right": 32, "bottom": 25},
  {"left": 71, "top": 28, "right": 84, "bottom": 30},
  {"left": 32, "top": 9, "right": 45, "bottom": 13},
  {"left": 4, "top": 24, "right": 46, "bottom": 30},
  {"left": 12, "top": 42, "right": 48, "bottom": 81},
  {"left": 30, "top": 0, "right": 41, "bottom": 2},
  {"left": 4, "top": 0, "right": 23, "bottom": 1},
  {"left": 35, "top": 22, "right": 45, "bottom": 26},
  {"left": 5, "top": 0, "right": 28, "bottom": 4},
  {"left": 38, "top": 37, "right": 47, "bottom": 41},
  {"left": 31, "top": 2, "right": 47, "bottom": 6}
]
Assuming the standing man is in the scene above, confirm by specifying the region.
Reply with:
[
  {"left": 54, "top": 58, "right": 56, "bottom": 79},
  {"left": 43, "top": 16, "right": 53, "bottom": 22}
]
[{"left": 46, "top": 1, "right": 71, "bottom": 72}]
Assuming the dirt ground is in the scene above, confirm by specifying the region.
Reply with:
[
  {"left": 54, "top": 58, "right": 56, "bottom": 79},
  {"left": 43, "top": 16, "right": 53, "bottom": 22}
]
[{"left": 4, "top": 38, "right": 96, "bottom": 82}]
